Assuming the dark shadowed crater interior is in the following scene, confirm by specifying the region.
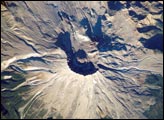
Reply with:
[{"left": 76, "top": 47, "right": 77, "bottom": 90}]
[{"left": 55, "top": 32, "right": 98, "bottom": 76}]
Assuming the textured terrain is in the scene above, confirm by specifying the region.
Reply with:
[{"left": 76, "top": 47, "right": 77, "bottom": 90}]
[{"left": 1, "top": 1, "right": 163, "bottom": 119}]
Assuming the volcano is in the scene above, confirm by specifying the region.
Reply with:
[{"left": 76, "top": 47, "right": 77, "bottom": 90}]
[{"left": 1, "top": 1, "right": 163, "bottom": 119}]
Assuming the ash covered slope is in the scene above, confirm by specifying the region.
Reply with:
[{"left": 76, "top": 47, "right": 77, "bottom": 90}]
[{"left": 1, "top": 1, "right": 163, "bottom": 119}]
